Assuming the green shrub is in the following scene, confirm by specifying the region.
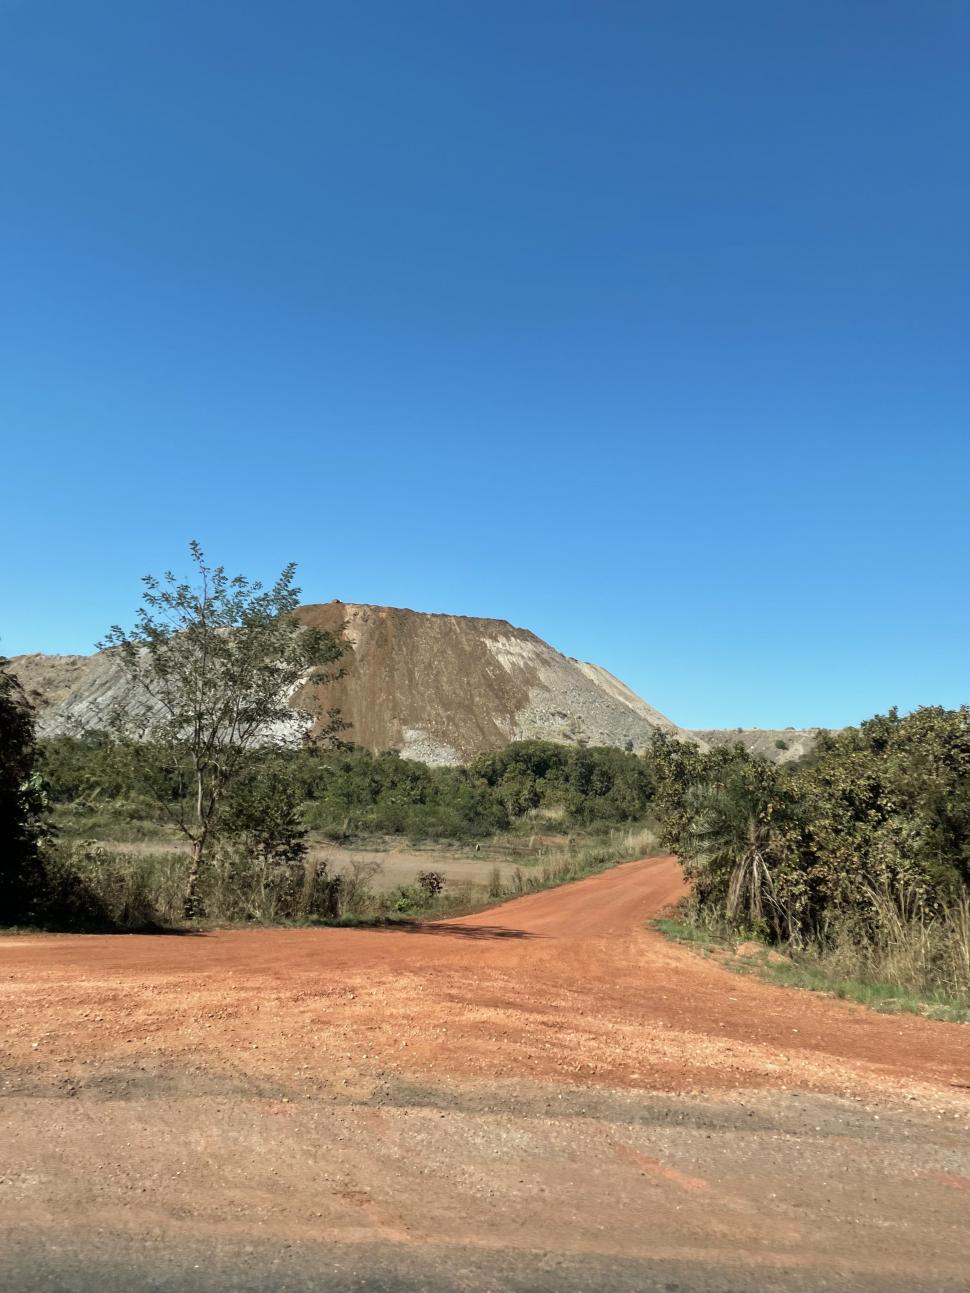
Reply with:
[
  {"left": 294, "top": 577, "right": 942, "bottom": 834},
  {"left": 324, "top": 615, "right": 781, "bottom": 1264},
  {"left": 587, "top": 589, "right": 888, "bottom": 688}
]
[
  {"left": 650, "top": 709, "right": 970, "bottom": 1001},
  {"left": 416, "top": 870, "right": 445, "bottom": 897},
  {"left": 0, "top": 660, "right": 46, "bottom": 923}
]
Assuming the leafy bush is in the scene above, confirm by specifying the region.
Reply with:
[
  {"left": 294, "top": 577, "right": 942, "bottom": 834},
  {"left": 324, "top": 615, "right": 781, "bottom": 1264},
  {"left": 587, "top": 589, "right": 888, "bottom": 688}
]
[
  {"left": 416, "top": 870, "right": 445, "bottom": 897},
  {"left": 221, "top": 762, "right": 309, "bottom": 867},
  {"left": 650, "top": 708, "right": 970, "bottom": 979},
  {"left": 471, "top": 740, "right": 653, "bottom": 826},
  {"left": 0, "top": 660, "right": 47, "bottom": 923}
]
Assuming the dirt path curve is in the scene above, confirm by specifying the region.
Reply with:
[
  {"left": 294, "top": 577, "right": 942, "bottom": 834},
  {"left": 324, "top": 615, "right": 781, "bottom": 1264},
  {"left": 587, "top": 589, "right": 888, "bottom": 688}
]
[
  {"left": 2, "top": 854, "right": 965, "bottom": 1101},
  {"left": 2, "top": 856, "right": 970, "bottom": 1292}
]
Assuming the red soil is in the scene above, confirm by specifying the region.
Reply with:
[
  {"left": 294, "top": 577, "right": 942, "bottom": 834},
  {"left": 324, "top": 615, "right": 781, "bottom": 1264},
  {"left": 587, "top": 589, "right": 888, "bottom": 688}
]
[
  {"left": 2, "top": 855, "right": 966, "bottom": 1103},
  {"left": 3, "top": 856, "right": 969, "bottom": 1291}
]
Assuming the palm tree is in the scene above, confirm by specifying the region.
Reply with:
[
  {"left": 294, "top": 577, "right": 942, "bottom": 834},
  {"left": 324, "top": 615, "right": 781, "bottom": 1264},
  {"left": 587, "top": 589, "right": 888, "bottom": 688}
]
[{"left": 685, "top": 769, "right": 788, "bottom": 932}]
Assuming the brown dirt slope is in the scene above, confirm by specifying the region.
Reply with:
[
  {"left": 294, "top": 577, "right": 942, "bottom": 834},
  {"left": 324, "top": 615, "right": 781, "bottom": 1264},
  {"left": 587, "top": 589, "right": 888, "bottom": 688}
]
[
  {"left": 294, "top": 601, "right": 685, "bottom": 760},
  {"left": 10, "top": 601, "right": 689, "bottom": 762},
  {"left": 6, "top": 651, "right": 93, "bottom": 712},
  {"left": 9, "top": 603, "right": 818, "bottom": 762}
]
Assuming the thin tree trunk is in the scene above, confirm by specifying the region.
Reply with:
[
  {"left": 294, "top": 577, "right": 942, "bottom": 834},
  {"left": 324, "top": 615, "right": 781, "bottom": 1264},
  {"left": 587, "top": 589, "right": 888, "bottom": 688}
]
[
  {"left": 183, "top": 763, "right": 207, "bottom": 918},
  {"left": 184, "top": 836, "right": 205, "bottom": 918}
]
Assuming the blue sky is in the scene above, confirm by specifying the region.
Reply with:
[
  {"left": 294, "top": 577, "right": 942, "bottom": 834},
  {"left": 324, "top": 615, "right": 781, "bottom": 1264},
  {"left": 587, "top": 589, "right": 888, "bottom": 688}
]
[{"left": 1, "top": 1, "right": 967, "bottom": 730}]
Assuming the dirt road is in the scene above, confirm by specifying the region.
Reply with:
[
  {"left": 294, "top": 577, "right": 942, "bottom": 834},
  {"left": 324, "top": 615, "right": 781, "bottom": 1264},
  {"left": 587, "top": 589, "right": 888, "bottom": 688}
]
[{"left": 2, "top": 856, "right": 969, "bottom": 1291}]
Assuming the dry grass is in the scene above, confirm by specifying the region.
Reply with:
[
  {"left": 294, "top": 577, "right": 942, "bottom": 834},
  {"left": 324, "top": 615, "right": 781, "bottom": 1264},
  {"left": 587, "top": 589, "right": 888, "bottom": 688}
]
[
  {"left": 657, "top": 883, "right": 970, "bottom": 1023},
  {"left": 806, "top": 885, "right": 970, "bottom": 1004},
  {"left": 30, "top": 826, "right": 658, "bottom": 932}
]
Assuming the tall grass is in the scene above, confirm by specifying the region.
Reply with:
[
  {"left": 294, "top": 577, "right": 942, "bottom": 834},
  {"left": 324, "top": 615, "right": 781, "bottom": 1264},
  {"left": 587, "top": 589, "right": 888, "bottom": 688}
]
[
  {"left": 41, "top": 841, "right": 188, "bottom": 929},
  {"left": 804, "top": 884, "right": 970, "bottom": 1004},
  {"left": 39, "top": 841, "right": 344, "bottom": 929},
  {"left": 659, "top": 881, "right": 970, "bottom": 1021},
  {"left": 32, "top": 825, "right": 657, "bottom": 932}
]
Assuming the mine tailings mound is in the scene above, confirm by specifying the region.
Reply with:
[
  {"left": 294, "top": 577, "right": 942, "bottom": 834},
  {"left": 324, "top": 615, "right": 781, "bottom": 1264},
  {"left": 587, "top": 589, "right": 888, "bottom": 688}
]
[{"left": 11, "top": 600, "right": 816, "bottom": 762}]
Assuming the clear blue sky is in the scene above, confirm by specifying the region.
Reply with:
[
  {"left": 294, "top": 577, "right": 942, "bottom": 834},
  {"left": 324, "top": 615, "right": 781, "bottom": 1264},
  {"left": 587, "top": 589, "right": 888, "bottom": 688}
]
[{"left": 1, "top": 1, "right": 967, "bottom": 730}]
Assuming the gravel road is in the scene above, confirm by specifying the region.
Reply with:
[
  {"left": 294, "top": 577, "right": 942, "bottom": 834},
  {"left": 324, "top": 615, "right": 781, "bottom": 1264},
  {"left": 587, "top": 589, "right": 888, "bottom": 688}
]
[{"left": 2, "top": 856, "right": 968, "bottom": 1291}]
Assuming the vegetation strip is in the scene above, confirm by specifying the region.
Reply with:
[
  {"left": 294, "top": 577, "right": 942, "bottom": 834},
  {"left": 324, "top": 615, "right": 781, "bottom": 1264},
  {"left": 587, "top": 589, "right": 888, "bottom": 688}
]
[
  {"left": 654, "top": 916, "right": 969, "bottom": 1024},
  {"left": 648, "top": 708, "right": 970, "bottom": 1015}
]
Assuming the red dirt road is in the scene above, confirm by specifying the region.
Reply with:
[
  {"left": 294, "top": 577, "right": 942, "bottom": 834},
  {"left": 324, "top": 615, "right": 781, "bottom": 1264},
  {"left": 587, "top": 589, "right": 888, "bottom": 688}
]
[
  {"left": 2, "top": 856, "right": 969, "bottom": 1292},
  {"left": 3, "top": 854, "right": 966, "bottom": 1101}
]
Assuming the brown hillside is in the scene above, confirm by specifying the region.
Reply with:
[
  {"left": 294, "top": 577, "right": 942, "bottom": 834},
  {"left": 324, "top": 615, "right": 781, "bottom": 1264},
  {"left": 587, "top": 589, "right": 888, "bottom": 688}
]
[
  {"left": 9, "top": 601, "right": 815, "bottom": 764},
  {"left": 293, "top": 602, "right": 684, "bottom": 762}
]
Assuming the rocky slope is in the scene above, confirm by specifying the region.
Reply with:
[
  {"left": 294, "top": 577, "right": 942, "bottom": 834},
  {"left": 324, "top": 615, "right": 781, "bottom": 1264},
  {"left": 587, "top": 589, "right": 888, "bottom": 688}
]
[
  {"left": 287, "top": 603, "right": 688, "bottom": 762},
  {"left": 9, "top": 601, "right": 815, "bottom": 764},
  {"left": 689, "top": 727, "right": 819, "bottom": 765}
]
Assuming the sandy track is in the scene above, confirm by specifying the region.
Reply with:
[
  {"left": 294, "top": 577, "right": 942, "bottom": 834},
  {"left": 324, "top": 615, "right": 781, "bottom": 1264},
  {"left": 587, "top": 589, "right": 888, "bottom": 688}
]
[
  {"left": 3, "top": 855, "right": 966, "bottom": 1101},
  {"left": 2, "top": 856, "right": 969, "bottom": 1291}
]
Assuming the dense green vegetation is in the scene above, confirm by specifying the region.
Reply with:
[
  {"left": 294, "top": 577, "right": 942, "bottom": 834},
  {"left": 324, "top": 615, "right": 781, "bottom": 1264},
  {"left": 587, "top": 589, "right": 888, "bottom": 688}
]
[
  {"left": 0, "top": 658, "right": 46, "bottom": 922},
  {"left": 651, "top": 707, "right": 970, "bottom": 1012},
  {"left": 41, "top": 736, "right": 655, "bottom": 846},
  {"left": 27, "top": 731, "right": 658, "bottom": 929}
]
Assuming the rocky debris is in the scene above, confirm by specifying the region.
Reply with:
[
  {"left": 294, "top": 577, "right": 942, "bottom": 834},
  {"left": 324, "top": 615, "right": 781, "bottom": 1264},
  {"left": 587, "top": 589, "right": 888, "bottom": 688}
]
[{"left": 690, "top": 727, "right": 819, "bottom": 764}]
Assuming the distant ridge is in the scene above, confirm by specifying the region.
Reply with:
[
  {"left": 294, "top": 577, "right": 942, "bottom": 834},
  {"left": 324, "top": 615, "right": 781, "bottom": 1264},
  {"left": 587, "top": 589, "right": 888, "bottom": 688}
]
[{"left": 9, "top": 600, "right": 814, "bottom": 765}]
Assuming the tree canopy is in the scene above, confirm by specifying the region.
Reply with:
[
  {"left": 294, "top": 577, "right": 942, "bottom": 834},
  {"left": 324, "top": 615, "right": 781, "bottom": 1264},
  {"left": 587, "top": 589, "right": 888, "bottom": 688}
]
[{"left": 99, "top": 542, "right": 345, "bottom": 911}]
